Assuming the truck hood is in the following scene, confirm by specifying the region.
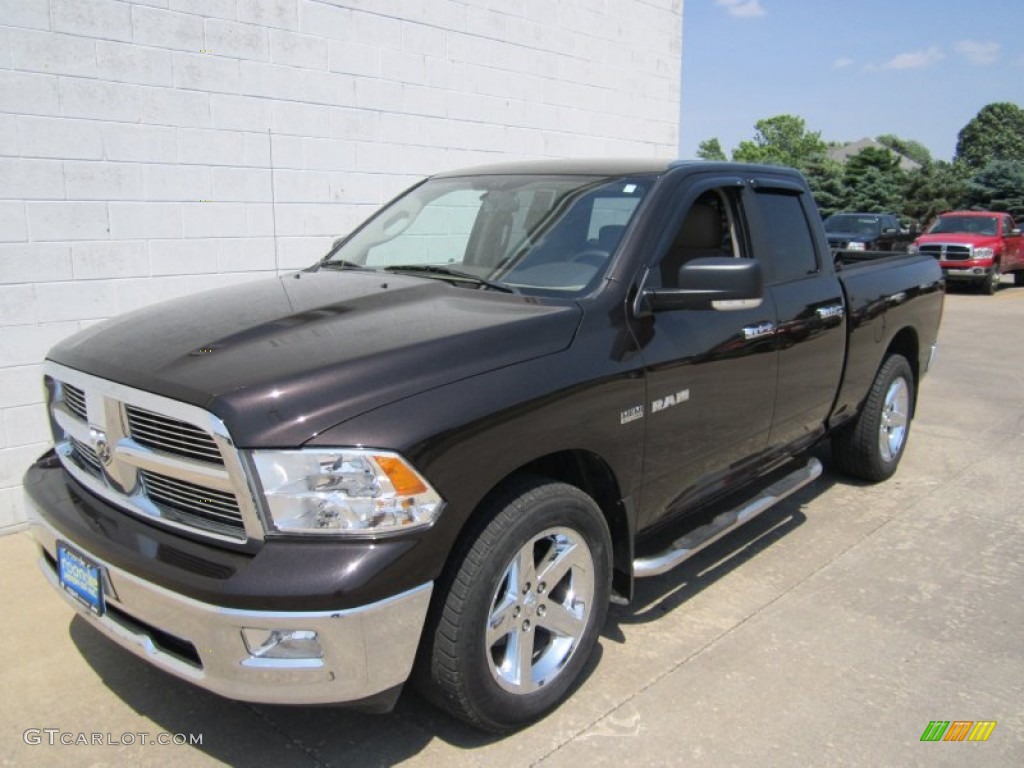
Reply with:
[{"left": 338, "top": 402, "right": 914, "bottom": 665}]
[
  {"left": 48, "top": 271, "right": 583, "bottom": 446},
  {"left": 914, "top": 233, "right": 999, "bottom": 247}
]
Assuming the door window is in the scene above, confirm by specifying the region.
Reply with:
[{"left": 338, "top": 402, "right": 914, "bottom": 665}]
[
  {"left": 660, "top": 187, "right": 748, "bottom": 288},
  {"left": 753, "top": 190, "right": 819, "bottom": 283}
]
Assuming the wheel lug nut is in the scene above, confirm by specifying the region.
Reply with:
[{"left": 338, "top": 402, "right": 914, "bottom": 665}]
[
  {"left": 537, "top": 605, "right": 547, "bottom": 617},
  {"left": 522, "top": 620, "right": 531, "bottom": 631},
  {"left": 513, "top": 606, "right": 521, "bottom": 618},
  {"left": 537, "top": 582, "right": 546, "bottom": 594}
]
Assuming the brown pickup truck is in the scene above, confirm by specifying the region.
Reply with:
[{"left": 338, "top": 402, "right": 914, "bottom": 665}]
[{"left": 26, "top": 159, "right": 944, "bottom": 732}]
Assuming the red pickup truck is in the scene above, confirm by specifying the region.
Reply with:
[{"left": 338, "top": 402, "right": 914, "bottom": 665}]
[{"left": 909, "top": 211, "right": 1024, "bottom": 293}]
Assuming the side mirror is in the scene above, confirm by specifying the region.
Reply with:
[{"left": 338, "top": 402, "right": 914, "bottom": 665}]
[
  {"left": 642, "top": 258, "right": 764, "bottom": 313},
  {"left": 1010, "top": 228, "right": 1021, "bottom": 237}
]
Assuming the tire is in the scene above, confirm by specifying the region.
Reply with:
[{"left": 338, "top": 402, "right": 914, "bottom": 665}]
[
  {"left": 831, "top": 354, "right": 914, "bottom": 483},
  {"left": 416, "top": 477, "right": 612, "bottom": 732},
  {"left": 984, "top": 263, "right": 1001, "bottom": 294},
  {"left": 1014, "top": 270, "right": 1024, "bottom": 287}
]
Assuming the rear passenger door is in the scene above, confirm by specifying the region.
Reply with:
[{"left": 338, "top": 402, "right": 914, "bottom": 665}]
[{"left": 747, "top": 178, "right": 846, "bottom": 456}]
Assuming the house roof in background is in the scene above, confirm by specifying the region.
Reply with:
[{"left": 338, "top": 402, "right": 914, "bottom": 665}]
[{"left": 826, "top": 138, "right": 922, "bottom": 171}]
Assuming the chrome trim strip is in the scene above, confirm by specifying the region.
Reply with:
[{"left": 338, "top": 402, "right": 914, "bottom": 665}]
[
  {"left": 29, "top": 509, "right": 432, "bottom": 705},
  {"left": 116, "top": 440, "right": 235, "bottom": 492},
  {"left": 633, "top": 458, "right": 823, "bottom": 578},
  {"left": 712, "top": 298, "right": 763, "bottom": 311},
  {"left": 44, "top": 360, "right": 264, "bottom": 543}
]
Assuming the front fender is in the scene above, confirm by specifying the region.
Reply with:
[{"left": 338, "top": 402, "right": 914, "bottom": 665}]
[{"left": 306, "top": 349, "right": 647, "bottom": 580}]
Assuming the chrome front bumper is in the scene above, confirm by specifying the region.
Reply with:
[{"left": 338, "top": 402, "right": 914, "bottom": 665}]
[
  {"left": 29, "top": 509, "right": 432, "bottom": 706},
  {"left": 942, "top": 265, "right": 995, "bottom": 278}
]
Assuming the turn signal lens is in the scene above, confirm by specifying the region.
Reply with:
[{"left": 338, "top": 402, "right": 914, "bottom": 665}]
[{"left": 375, "top": 455, "right": 428, "bottom": 495}]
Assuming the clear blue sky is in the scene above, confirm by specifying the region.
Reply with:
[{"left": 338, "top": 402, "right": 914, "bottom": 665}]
[{"left": 678, "top": 0, "right": 1024, "bottom": 162}]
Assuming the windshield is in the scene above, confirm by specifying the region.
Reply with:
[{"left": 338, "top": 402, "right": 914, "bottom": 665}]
[
  {"left": 927, "top": 216, "right": 999, "bottom": 236},
  {"left": 320, "top": 174, "right": 653, "bottom": 295},
  {"left": 825, "top": 214, "right": 882, "bottom": 236}
]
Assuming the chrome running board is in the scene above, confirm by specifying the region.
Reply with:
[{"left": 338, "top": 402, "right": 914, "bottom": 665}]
[{"left": 633, "top": 458, "right": 822, "bottom": 578}]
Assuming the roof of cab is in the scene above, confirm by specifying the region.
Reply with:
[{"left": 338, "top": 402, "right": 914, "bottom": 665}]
[
  {"left": 431, "top": 158, "right": 676, "bottom": 177},
  {"left": 429, "top": 158, "right": 806, "bottom": 180}
]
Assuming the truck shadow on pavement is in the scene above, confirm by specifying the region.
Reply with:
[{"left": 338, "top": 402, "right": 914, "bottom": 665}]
[
  {"left": 605, "top": 475, "right": 833, "bottom": 635},
  {"left": 67, "top": 456, "right": 845, "bottom": 764},
  {"left": 68, "top": 611, "right": 512, "bottom": 764}
]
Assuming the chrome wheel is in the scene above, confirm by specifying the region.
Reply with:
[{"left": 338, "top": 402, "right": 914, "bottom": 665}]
[
  {"left": 878, "top": 376, "right": 910, "bottom": 462},
  {"left": 419, "top": 479, "right": 611, "bottom": 731},
  {"left": 486, "top": 526, "right": 595, "bottom": 694},
  {"left": 833, "top": 354, "right": 914, "bottom": 483}
]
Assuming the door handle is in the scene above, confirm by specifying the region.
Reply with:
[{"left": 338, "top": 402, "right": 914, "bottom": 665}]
[
  {"left": 816, "top": 305, "right": 845, "bottom": 321},
  {"left": 743, "top": 322, "right": 776, "bottom": 340}
]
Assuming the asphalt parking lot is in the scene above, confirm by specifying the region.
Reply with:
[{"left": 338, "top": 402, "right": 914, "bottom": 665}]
[{"left": 2, "top": 282, "right": 1022, "bottom": 767}]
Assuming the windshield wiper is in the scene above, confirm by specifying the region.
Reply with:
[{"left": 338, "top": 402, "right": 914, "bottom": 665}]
[
  {"left": 383, "top": 264, "right": 517, "bottom": 293},
  {"left": 317, "top": 259, "right": 375, "bottom": 272}
]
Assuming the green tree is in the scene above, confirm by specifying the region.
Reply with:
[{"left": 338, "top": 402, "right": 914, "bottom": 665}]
[
  {"left": 696, "top": 137, "right": 727, "bottom": 161},
  {"left": 731, "top": 114, "right": 827, "bottom": 169},
  {"left": 961, "top": 160, "right": 1024, "bottom": 217},
  {"left": 803, "top": 156, "right": 848, "bottom": 217},
  {"left": 842, "top": 147, "right": 906, "bottom": 213},
  {"left": 876, "top": 134, "right": 933, "bottom": 167},
  {"left": 902, "top": 161, "right": 969, "bottom": 227},
  {"left": 954, "top": 102, "right": 1024, "bottom": 170}
]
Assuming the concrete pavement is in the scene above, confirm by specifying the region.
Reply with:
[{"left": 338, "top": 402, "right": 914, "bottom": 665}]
[{"left": 2, "top": 284, "right": 1022, "bottom": 766}]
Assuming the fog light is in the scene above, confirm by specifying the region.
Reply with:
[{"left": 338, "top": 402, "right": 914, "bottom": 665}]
[{"left": 242, "top": 628, "right": 323, "bottom": 660}]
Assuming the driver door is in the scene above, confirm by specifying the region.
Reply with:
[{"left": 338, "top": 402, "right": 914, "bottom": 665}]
[{"left": 636, "top": 179, "right": 778, "bottom": 528}]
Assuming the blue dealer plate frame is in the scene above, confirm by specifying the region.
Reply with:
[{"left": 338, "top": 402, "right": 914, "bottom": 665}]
[{"left": 57, "top": 542, "right": 105, "bottom": 616}]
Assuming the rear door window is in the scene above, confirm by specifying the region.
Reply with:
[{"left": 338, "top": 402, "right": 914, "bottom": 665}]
[{"left": 752, "top": 189, "right": 819, "bottom": 283}]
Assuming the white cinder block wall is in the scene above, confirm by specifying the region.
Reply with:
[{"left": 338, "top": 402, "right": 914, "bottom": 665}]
[{"left": 0, "top": 0, "right": 682, "bottom": 529}]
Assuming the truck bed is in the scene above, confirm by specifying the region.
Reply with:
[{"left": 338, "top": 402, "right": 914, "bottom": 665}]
[
  {"left": 830, "top": 250, "right": 944, "bottom": 432},
  {"left": 833, "top": 249, "right": 929, "bottom": 270}
]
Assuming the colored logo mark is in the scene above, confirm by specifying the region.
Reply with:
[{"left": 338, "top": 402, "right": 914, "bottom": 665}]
[{"left": 920, "top": 721, "right": 997, "bottom": 742}]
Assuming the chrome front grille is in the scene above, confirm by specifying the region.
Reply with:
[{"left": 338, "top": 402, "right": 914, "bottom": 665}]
[
  {"left": 64, "top": 384, "right": 88, "bottom": 420},
  {"left": 69, "top": 436, "right": 103, "bottom": 476},
  {"left": 126, "top": 405, "right": 222, "bottom": 464},
  {"left": 140, "top": 470, "right": 245, "bottom": 536},
  {"left": 45, "top": 361, "right": 261, "bottom": 544},
  {"left": 920, "top": 243, "right": 971, "bottom": 261}
]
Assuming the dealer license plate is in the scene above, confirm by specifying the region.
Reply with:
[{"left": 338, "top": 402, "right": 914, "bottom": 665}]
[{"left": 57, "top": 542, "right": 105, "bottom": 616}]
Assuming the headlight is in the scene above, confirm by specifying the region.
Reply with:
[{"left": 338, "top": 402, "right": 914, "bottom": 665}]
[
  {"left": 251, "top": 449, "right": 442, "bottom": 535},
  {"left": 973, "top": 247, "right": 994, "bottom": 260},
  {"left": 846, "top": 241, "right": 866, "bottom": 251}
]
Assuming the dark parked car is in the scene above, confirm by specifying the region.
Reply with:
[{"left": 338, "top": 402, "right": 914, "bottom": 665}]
[{"left": 825, "top": 212, "right": 914, "bottom": 252}]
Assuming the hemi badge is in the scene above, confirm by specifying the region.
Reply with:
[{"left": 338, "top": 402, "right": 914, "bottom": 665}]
[{"left": 620, "top": 406, "right": 644, "bottom": 425}]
